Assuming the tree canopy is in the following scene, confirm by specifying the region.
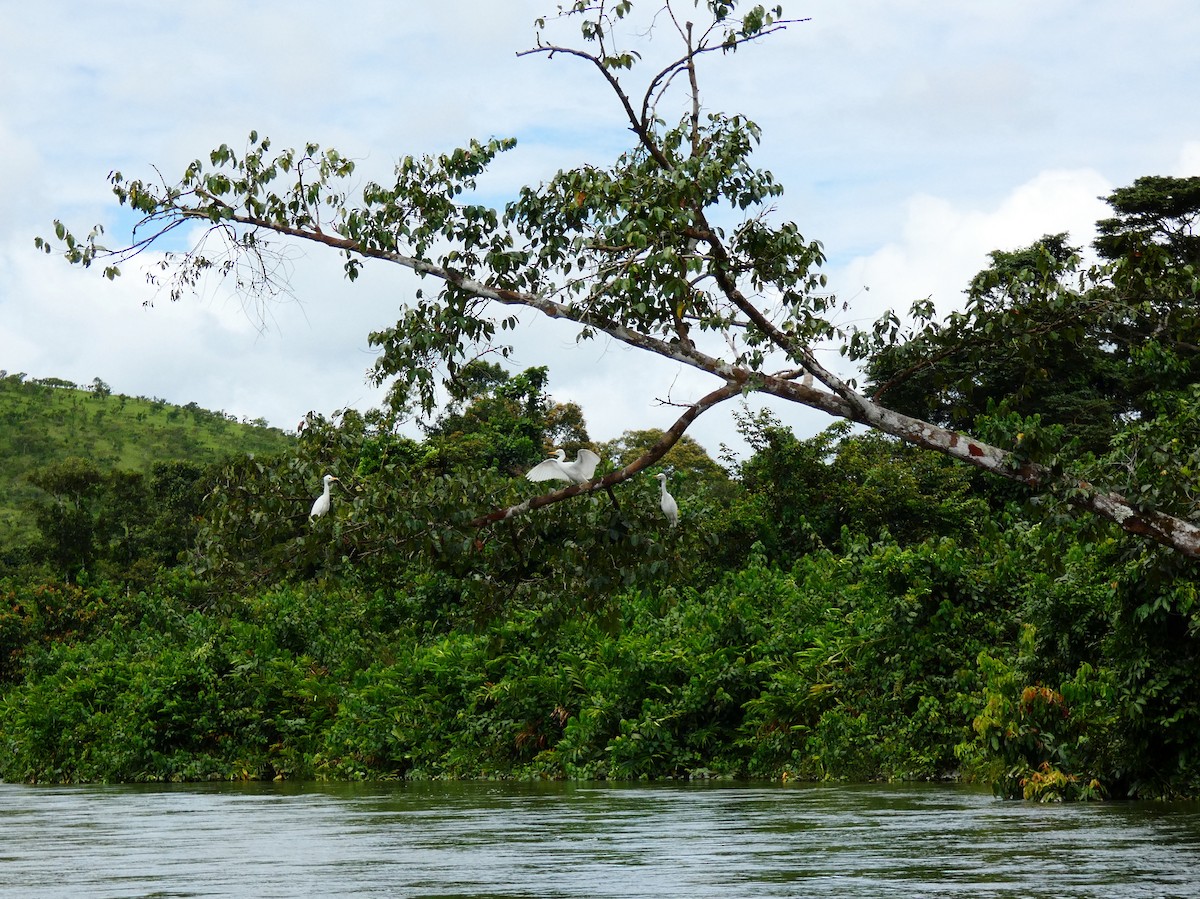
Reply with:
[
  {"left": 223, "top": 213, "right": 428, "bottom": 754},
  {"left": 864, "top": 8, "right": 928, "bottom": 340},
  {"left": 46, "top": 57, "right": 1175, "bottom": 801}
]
[{"left": 38, "top": 1, "right": 1200, "bottom": 558}]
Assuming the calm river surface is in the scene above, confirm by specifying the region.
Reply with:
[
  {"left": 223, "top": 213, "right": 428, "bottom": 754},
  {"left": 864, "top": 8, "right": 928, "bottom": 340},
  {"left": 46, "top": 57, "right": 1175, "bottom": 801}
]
[{"left": 1, "top": 780, "right": 1198, "bottom": 898}]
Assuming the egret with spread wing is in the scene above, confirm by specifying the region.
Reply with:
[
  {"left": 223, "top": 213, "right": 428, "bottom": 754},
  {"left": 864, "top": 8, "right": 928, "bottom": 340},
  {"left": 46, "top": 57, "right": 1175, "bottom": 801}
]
[
  {"left": 309, "top": 474, "right": 340, "bottom": 519},
  {"left": 525, "top": 449, "right": 601, "bottom": 485}
]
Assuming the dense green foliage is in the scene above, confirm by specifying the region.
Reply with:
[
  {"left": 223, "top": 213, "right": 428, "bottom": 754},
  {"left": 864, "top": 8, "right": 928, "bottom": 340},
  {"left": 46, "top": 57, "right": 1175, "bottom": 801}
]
[
  {"left": 0, "top": 540, "right": 1001, "bottom": 784},
  {"left": 2, "top": 357, "right": 1199, "bottom": 799}
]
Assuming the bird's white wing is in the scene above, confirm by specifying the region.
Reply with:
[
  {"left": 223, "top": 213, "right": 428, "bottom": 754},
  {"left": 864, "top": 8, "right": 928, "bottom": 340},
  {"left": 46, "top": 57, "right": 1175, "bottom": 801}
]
[
  {"left": 662, "top": 493, "right": 679, "bottom": 526},
  {"left": 574, "top": 449, "right": 601, "bottom": 480},
  {"left": 525, "top": 459, "right": 567, "bottom": 482}
]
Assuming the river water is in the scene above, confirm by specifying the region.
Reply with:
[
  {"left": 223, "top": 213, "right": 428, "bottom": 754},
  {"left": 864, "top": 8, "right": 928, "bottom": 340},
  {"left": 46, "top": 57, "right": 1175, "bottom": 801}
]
[{"left": 1, "top": 780, "right": 1198, "bottom": 898}]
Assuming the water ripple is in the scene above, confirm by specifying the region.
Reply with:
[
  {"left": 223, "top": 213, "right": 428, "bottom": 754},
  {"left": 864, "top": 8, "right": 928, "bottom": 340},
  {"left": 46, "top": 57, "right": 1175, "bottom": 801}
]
[{"left": 1, "top": 781, "right": 1198, "bottom": 898}]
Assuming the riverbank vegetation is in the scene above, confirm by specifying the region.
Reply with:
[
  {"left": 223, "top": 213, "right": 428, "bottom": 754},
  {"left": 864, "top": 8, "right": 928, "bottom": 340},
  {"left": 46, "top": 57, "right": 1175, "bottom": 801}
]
[
  {"left": 2, "top": 368, "right": 1198, "bottom": 799},
  {"left": 14, "top": 1, "right": 1200, "bottom": 798}
]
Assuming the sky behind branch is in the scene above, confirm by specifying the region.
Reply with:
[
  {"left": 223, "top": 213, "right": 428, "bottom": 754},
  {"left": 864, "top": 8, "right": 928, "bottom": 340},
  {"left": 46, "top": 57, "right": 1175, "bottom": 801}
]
[{"left": 2, "top": 1, "right": 1198, "bottom": 458}]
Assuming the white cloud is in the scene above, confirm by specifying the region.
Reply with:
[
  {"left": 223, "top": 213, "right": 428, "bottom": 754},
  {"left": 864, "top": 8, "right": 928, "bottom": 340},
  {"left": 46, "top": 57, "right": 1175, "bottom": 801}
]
[
  {"left": 0, "top": 123, "right": 42, "bottom": 225},
  {"left": 1175, "top": 143, "right": 1200, "bottom": 176},
  {"left": 835, "top": 168, "right": 1114, "bottom": 332}
]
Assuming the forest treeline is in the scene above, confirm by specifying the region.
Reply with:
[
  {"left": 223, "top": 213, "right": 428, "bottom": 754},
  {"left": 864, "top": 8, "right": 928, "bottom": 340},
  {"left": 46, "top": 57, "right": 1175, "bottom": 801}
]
[{"left": 1, "top": 353, "right": 1197, "bottom": 800}]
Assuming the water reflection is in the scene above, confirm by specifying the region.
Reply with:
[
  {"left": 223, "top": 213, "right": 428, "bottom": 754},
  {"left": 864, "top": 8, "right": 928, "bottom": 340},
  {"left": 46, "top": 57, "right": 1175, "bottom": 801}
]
[{"left": 1, "top": 780, "right": 1198, "bottom": 898}]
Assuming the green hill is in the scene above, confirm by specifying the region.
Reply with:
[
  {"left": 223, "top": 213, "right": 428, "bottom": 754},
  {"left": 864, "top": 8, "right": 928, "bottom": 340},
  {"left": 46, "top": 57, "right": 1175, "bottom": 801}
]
[{"left": 0, "top": 373, "right": 293, "bottom": 547}]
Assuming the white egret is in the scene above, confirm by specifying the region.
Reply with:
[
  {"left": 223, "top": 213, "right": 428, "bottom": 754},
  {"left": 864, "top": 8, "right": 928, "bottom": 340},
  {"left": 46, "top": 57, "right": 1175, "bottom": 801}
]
[
  {"left": 525, "top": 448, "right": 601, "bottom": 485},
  {"left": 655, "top": 472, "right": 679, "bottom": 527},
  {"left": 309, "top": 474, "right": 339, "bottom": 518}
]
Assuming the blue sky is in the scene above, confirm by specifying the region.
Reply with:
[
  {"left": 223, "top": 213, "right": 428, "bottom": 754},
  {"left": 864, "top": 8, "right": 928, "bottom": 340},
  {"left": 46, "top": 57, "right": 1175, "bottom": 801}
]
[{"left": 2, "top": 1, "right": 1198, "bottom": 459}]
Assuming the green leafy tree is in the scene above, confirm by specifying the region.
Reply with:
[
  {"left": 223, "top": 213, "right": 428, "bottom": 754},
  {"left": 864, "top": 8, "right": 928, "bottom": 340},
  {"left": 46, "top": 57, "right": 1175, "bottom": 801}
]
[
  {"left": 23, "top": 457, "right": 213, "bottom": 584},
  {"left": 26, "top": 457, "right": 106, "bottom": 577},
  {"left": 38, "top": 3, "right": 1200, "bottom": 557},
  {"left": 1094, "top": 175, "right": 1200, "bottom": 270},
  {"left": 726, "top": 415, "right": 987, "bottom": 562},
  {"left": 601, "top": 428, "right": 727, "bottom": 485},
  {"left": 860, "top": 177, "right": 1200, "bottom": 541},
  {"left": 423, "top": 363, "right": 590, "bottom": 476},
  {"left": 865, "top": 234, "right": 1129, "bottom": 456},
  {"left": 137, "top": 461, "right": 214, "bottom": 570},
  {"left": 867, "top": 176, "right": 1200, "bottom": 460}
]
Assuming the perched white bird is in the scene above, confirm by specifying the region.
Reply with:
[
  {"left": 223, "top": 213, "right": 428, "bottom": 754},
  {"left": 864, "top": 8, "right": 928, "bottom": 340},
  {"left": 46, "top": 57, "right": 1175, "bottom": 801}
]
[
  {"left": 309, "top": 474, "right": 339, "bottom": 519},
  {"left": 656, "top": 472, "right": 679, "bottom": 527},
  {"left": 525, "top": 448, "right": 601, "bottom": 485}
]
